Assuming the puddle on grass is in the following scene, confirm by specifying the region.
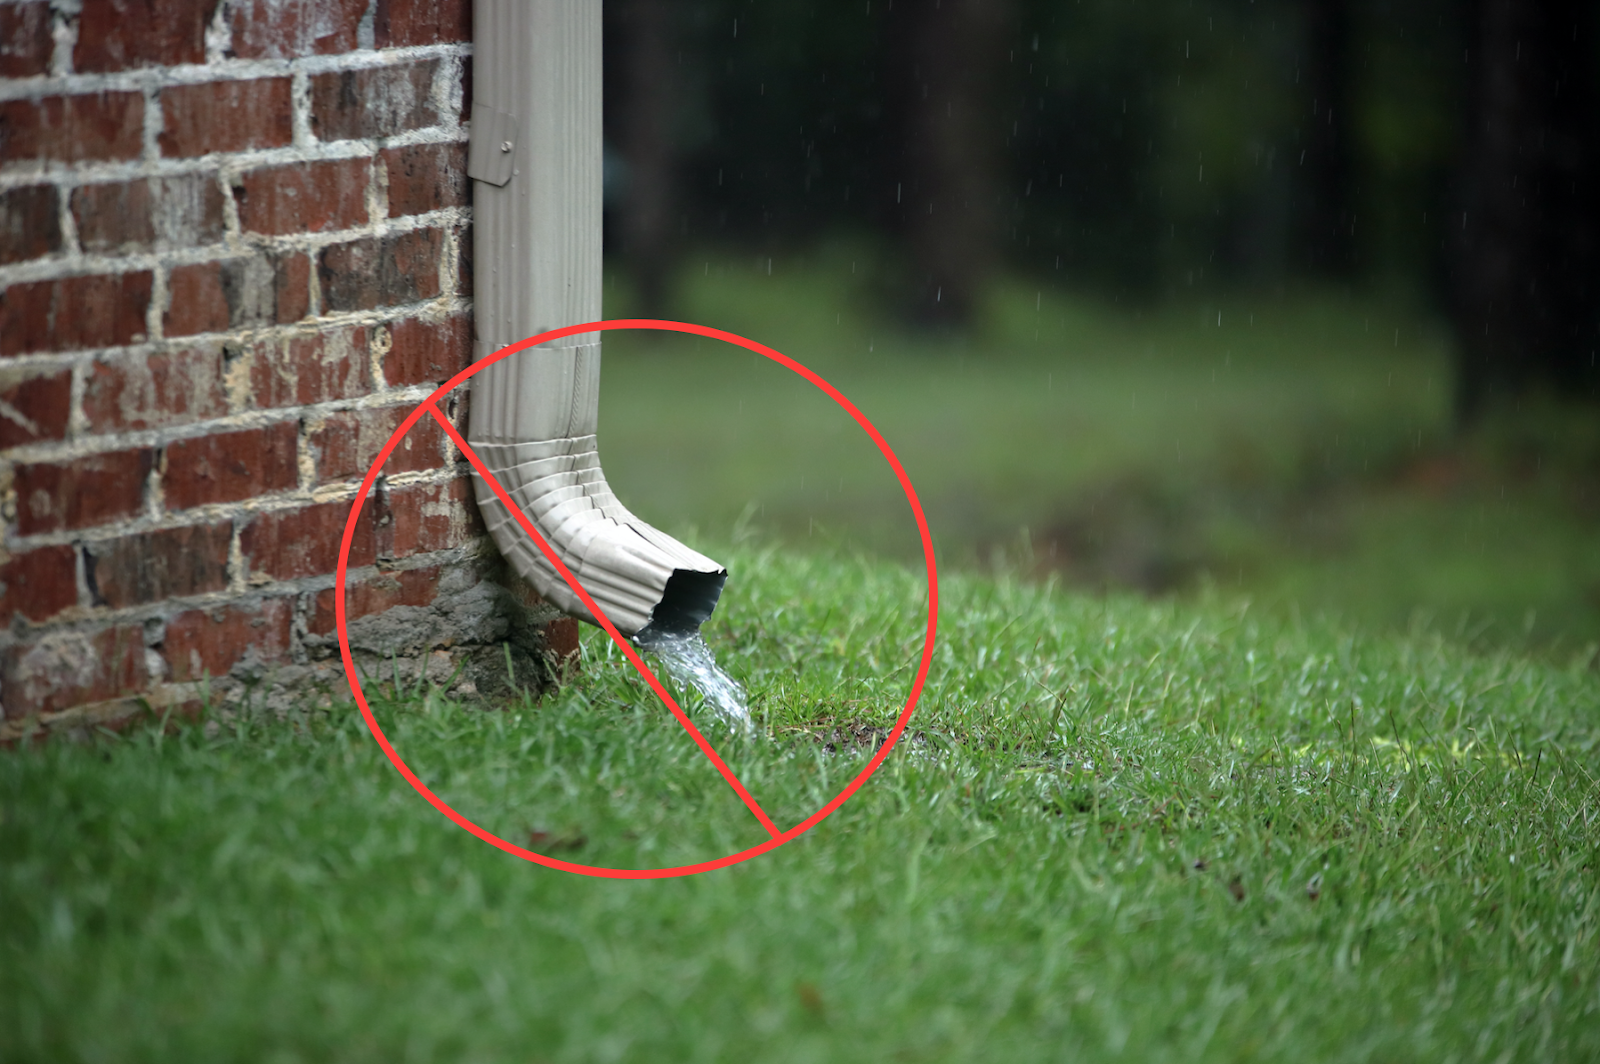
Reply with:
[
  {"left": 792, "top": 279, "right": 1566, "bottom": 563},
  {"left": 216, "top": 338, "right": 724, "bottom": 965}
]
[{"left": 642, "top": 633, "right": 751, "bottom": 732}]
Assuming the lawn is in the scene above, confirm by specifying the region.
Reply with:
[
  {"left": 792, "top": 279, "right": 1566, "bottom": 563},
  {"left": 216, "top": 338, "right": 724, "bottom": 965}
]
[{"left": 5, "top": 542, "right": 1599, "bottom": 1061}]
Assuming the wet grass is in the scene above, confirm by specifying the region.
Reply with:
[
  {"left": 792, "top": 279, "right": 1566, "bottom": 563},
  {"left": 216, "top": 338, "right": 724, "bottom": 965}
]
[
  {"left": 6, "top": 543, "right": 1600, "bottom": 1061},
  {"left": 599, "top": 245, "right": 1600, "bottom": 654}
]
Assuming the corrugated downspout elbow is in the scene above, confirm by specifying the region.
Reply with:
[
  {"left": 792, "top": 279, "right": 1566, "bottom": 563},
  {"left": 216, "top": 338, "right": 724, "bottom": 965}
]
[{"left": 467, "top": 0, "right": 725, "bottom": 642}]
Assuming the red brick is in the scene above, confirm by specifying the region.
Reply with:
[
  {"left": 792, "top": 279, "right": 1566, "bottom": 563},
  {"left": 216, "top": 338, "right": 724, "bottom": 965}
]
[
  {"left": 71, "top": 182, "right": 152, "bottom": 253},
  {"left": 158, "top": 78, "right": 293, "bottom": 158},
  {"left": 0, "top": 92, "right": 144, "bottom": 163},
  {"left": 231, "top": 0, "right": 367, "bottom": 59},
  {"left": 239, "top": 495, "right": 378, "bottom": 581},
  {"left": 85, "top": 522, "right": 231, "bottom": 608},
  {"left": 0, "top": 545, "right": 78, "bottom": 626},
  {"left": 2, "top": 624, "right": 146, "bottom": 718},
  {"left": 13, "top": 449, "right": 152, "bottom": 535},
  {"left": 375, "top": 0, "right": 470, "bottom": 47},
  {"left": 73, "top": 175, "right": 226, "bottom": 254},
  {"left": 0, "top": 3, "right": 52, "bottom": 78},
  {"left": 236, "top": 158, "right": 370, "bottom": 236},
  {"left": 309, "top": 564, "right": 443, "bottom": 635},
  {"left": 163, "top": 422, "right": 299, "bottom": 510},
  {"left": 163, "top": 598, "right": 292, "bottom": 683},
  {"left": 74, "top": 0, "right": 208, "bottom": 72},
  {"left": 0, "top": 185, "right": 61, "bottom": 265},
  {"left": 310, "top": 61, "right": 440, "bottom": 142},
  {"left": 318, "top": 228, "right": 442, "bottom": 312},
  {"left": 382, "top": 142, "right": 467, "bottom": 217},
  {"left": 383, "top": 313, "right": 471, "bottom": 386},
  {"left": 276, "top": 253, "right": 311, "bottom": 323},
  {"left": 249, "top": 325, "right": 371, "bottom": 408},
  {"left": 164, "top": 254, "right": 308, "bottom": 337},
  {"left": 387, "top": 477, "right": 481, "bottom": 557},
  {"left": 310, "top": 404, "right": 448, "bottom": 484},
  {"left": 544, "top": 616, "right": 580, "bottom": 670},
  {"left": 0, "top": 368, "right": 71, "bottom": 449},
  {"left": 0, "top": 272, "right": 152, "bottom": 357},
  {"left": 83, "top": 345, "right": 227, "bottom": 433},
  {"left": 164, "top": 262, "right": 229, "bottom": 336}
]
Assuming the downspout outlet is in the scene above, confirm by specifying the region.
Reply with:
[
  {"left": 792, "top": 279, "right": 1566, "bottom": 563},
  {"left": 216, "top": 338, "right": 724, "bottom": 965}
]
[{"left": 634, "top": 569, "right": 729, "bottom": 646}]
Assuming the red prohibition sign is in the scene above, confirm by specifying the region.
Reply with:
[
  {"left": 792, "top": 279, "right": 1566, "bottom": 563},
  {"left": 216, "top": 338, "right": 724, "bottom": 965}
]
[{"left": 336, "top": 319, "right": 940, "bottom": 878}]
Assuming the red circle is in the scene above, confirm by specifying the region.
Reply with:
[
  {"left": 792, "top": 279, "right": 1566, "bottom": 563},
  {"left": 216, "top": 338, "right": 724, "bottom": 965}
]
[{"left": 335, "top": 319, "right": 939, "bottom": 878}]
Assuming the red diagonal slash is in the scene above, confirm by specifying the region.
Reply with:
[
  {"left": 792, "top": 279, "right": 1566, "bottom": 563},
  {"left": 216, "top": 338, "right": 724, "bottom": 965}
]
[{"left": 424, "top": 403, "right": 781, "bottom": 840}]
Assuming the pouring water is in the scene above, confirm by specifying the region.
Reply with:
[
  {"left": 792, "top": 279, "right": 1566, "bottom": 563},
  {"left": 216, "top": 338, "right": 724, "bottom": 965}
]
[{"left": 641, "top": 632, "right": 752, "bottom": 732}]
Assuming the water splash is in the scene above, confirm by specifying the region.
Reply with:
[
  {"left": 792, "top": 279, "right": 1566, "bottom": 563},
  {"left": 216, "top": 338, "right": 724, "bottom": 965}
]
[{"left": 641, "top": 633, "right": 751, "bottom": 732}]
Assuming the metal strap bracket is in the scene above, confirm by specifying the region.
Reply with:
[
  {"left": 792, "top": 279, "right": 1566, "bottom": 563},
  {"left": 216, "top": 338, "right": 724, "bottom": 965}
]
[{"left": 467, "top": 102, "right": 519, "bottom": 186}]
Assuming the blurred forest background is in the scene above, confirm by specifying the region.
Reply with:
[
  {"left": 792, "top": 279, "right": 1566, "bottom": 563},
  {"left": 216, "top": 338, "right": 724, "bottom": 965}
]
[{"left": 591, "top": 0, "right": 1600, "bottom": 659}]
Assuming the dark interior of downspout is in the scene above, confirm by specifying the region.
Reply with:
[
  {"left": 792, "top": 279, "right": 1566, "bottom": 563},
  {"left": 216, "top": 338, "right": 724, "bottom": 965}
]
[{"left": 634, "top": 570, "right": 728, "bottom": 645}]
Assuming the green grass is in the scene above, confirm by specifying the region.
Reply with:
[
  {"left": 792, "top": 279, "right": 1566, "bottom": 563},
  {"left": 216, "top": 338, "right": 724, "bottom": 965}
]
[
  {"left": 6, "top": 542, "right": 1600, "bottom": 1061},
  {"left": 598, "top": 244, "right": 1600, "bottom": 652}
]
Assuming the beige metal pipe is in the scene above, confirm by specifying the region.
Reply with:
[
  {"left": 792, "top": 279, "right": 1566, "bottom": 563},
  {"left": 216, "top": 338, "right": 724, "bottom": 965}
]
[{"left": 467, "top": 0, "right": 726, "bottom": 641}]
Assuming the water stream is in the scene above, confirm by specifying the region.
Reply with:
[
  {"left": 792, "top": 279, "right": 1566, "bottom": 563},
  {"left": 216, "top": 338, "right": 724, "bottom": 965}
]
[{"left": 641, "top": 633, "right": 751, "bottom": 732}]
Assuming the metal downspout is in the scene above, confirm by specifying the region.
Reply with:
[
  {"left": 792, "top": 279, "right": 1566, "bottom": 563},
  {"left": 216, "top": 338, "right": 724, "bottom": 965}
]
[{"left": 467, "top": 0, "right": 726, "bottom": 642}]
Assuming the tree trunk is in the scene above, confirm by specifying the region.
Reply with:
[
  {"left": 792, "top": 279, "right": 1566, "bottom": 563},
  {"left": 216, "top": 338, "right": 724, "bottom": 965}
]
[
  {"left": 1292, "top": 0, "right": 1358, "bottom": 279},
  {"left": 1451, "top": 0, "right": 1600, "bottom": 420},
  {"left": 883, "top": 0, "right": 1013, "bottom": 328},
  {"left": 613, "top": 0, "right": 681, "bottom": 317}
]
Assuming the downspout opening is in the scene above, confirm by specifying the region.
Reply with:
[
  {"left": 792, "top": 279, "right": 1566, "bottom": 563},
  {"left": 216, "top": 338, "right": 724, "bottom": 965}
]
[{"left": 635, "top": 568, "right": 729, "bottom": 646}]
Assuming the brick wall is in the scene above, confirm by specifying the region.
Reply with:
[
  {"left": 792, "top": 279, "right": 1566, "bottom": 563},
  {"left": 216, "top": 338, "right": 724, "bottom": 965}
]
[{"left": 0, "top": 0, "right": 576, "bottom": 741}]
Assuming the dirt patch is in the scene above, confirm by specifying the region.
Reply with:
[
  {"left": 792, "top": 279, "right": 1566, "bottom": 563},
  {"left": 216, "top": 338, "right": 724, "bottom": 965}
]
[{"left": 778, "top": 714, "right": 934, "bottom": 755}]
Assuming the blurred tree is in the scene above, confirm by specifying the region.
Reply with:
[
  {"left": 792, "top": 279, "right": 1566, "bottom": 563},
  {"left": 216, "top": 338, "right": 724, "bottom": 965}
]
[
  {"left": 882, "top": 0, "right": 1014, "bottom": 326},
  {"left": 611, "top": 0, "right": 685, "bottom": 316},
  {"left": 1291, "top": 0, "right": 1358, "bottom": 278},
  {"left": 1350, "top": 0, "right": 1463, "bottom": 298},
  {"left": 602, "top": 0, "right": 1600, "bottom": 417},
  {"left": 1451, "top": 0, "right": 1600, "bottom": 419},
  {"left": 671, "top": 2, "right": 888, "bottom": 242},
  {"left": 1011, "top": 2, "right": 1167, "bottom": 296}
]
